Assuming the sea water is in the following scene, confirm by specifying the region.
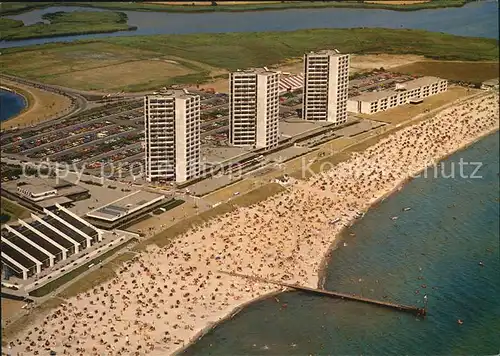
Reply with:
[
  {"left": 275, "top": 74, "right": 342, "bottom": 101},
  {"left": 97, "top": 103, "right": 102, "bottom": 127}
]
[
  {"left": 0, "top": 89, "right": 26, "bottom": 122},
  {"left": 183, "top": 132, "right": 500, "bottom": 355}
]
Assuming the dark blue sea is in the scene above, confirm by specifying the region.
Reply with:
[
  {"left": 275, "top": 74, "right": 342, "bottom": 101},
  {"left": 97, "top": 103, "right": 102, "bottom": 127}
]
[
  {"left": 183, "top": 131, "right": 500, "bottom": 355},
  {"left": 0, "top": 89, "right": 26, "bottom": 122}
]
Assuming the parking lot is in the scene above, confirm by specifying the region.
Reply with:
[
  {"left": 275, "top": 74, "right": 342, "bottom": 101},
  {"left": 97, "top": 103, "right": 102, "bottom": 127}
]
[
  {"left": 0, "top": 70, "right": 418, "bottom": 195},
  {"left": 0, "top": 92, "right": 232, "bottom": 178}
]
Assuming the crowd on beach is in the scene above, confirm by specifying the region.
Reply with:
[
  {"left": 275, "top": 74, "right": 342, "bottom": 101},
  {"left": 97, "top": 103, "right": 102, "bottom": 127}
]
[{"left": 5, "top": 93, "right": 499, "bottom": 355}]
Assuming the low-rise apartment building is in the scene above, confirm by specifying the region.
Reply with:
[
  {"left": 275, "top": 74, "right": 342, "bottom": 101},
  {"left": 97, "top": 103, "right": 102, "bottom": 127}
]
[{"left": 347, "top": 76, "right": 448, "bottom": 115}]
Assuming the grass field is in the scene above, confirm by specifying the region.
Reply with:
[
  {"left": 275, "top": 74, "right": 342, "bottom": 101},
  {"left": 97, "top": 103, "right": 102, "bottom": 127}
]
[
  {"left": 0, "top": 18, "right": 24, "bottom": 31},
  {"left": 0, "top": 197, "right": 31, "bottom": 224},
  {"left": 58, "top": 251, "right": 137, "bottom": 299},
  {"left": 0, "top": 40, "right": 221, "bottom": 91},
  {"left": 51, "top": 59, "right": 195, "bottom": 91},
  {"left": 393, "top": 61, "right": 499, "bottom": 84},
  {"left": 0, "top": 10, "right": 136, "bottom": 41},
  {"left": 1, "top": 28, "right": 497, "bottom": 92},
  {"left": 0, "top": 0, "right": 474, "bottom": 16}
]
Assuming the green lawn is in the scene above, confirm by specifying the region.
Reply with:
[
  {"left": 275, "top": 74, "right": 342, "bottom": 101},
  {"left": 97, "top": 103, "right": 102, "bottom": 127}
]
[
  {"left": 28, "top": 238, "right": 137, "bottom": 297},
  {"left": 104, "top": 28, "right": 498, "bottom": 68},
  {"left": 80, "top": 0, "right": 475, "bottom": 12},
  {"left": 0, "top": 17, "right": 23, "bottom": 31},
  {"left": 0, "top": 0, "right": 474, "bottom": 16},
  {"left": 1, "top": 28, "right": 497, "bottom": 91},
  {"left": 0, "top": 10, "right": 136, "bottom": 41},
  {"left": 0, "top": 197, "right": 31, "bottom": 225},
  {"left": 0, "top": 2, "right": 53, "bottom": 16}
]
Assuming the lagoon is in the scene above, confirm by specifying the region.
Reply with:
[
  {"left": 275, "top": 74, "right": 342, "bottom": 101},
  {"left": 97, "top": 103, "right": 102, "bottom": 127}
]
[
  {"left": 1, "top": 0, "right": 498, "bottom": 48},
  {"left": 0, "top": 89, "right": 26, "bottom": 122}
]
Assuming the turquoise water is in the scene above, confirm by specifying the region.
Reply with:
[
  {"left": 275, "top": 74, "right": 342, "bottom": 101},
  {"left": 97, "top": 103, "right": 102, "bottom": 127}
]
[
  {"left": 183, "top": 132, "right": 500, "bottom": 355},
  {"left": 0, "top": 89, "right": 26, "bottom": 122}
]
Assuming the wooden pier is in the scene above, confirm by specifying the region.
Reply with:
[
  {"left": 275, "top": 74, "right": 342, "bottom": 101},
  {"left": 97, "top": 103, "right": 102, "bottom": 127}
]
[{"left": 220, "top": 271, "right": 426, "bottom": 317}]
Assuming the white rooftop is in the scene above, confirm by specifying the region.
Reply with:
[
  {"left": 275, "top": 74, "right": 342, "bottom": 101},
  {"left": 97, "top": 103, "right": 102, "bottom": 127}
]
[
  {"left": 86, "top": 190, "right": 165, "bottom": 222},
  {"left": 349, "top": 76, "right": 444, "bottom": 102}
]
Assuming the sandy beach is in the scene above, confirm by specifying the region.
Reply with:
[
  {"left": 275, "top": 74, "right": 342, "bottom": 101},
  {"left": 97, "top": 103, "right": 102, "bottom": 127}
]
[
  {"left": 4, "top": 92, "right": 499, "bottom": 355},
  {"left": 0, "top": 79, "right": 73, "bottom": 131}
]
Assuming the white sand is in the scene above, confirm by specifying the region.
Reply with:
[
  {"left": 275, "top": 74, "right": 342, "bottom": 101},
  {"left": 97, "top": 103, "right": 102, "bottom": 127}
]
[{"left": 6, "top": 93, "right": 499, "bottom": 355}]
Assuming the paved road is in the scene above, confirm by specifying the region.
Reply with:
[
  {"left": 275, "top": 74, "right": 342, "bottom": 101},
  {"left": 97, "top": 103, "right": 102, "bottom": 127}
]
[{"left": 0, "top": 73, "right": 89, "bottom": 114}]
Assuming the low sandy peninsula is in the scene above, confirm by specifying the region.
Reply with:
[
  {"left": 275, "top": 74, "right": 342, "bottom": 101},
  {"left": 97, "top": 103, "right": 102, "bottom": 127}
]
[
  {"left": 5, "top": 93, "right": 499, "bottom": 355},
  {"left": 0, "top": 79, "right": 73, "bottom": 130}
]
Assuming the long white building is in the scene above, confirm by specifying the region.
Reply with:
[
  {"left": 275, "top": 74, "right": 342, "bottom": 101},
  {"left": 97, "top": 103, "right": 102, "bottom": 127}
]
[
  {"left": 347, "top": 76, "right": 448, "bottom": 115},
  {"left": 229, "top": 68, "right": 280, "bottom": 149},
  {"left": 1, "top": 204, "right": 102, "bottom": 280},
  {"left": 303, "top": 50, "right": 350, "bottom": 125},
  {"left": 144, "top": 90, "right": 201, "bottom": 183}
]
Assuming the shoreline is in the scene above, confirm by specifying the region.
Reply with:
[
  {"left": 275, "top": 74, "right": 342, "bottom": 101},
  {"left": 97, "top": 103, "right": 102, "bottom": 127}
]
[
  {"left": 171, "top": 289, "right": 284, "bottom": 356},
  {"left": 175, "top": 96, "right": 499, "bottom": 355},
  {"left": 178, "top": 127, "right": 499, "bottom": 355},
  {"left": 4, "top": 92, "right": 498, "bottom": 355},
  {"left": 1, "top": 26, "right": 138, "bottom": 42},
  {"left": 317, "top": 125, "right": 500, "bottom": 290},
  {"left": 0, "top": 79, "right": 73, "bottom": 130},
  {"left": 175, "top": 93, "right": 499, "bottom": 355},
  {"left": 0, "top": 85, "right": 31, "bottom": 123}
]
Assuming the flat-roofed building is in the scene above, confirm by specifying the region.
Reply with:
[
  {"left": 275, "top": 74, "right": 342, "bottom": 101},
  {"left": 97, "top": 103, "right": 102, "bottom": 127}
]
[
  {"left": 144, "top": 90, "right": 201, "bottom": 183},
  {"left": 17, "top": 182, "right": 57, "bottom": 202},
  {"left": 1, "top": 204, "right": 102, "bottom": 280},
  {"left": 347, "top": 76, "right": 448, "bottom": 115},
  {"left": 279, "top": 73, "right": 304, "bottom": 93},
  {"left": 85, "top": 190, "right": 167, "bottom": 229},
  {"left": 3, "top": 177, "right": 89, "bottom": 211},
  {"left": 481, "top": 78, "right": 499, "bottom": 90},
  {"left": 229, "top": 68, "right": 280, "bottom": 149},
  {"left": 303, "top": 50, "right": 350, "bottom": 125}
]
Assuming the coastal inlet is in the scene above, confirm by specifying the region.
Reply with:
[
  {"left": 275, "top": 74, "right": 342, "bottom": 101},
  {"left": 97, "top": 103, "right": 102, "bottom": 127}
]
[{"left": 0, "top": 88, "right": 27, "bottom": 121}]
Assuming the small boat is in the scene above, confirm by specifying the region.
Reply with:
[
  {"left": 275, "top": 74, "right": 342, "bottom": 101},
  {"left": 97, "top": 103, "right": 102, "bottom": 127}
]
[
  {"left": 479, "top": 261, "right": 484, "bottom": 267},
  {"left": 343, "top": 242, "right": 348, "bottom": 247},
  {"left": 403, "top": 207, "right": 411, "bottom": 212},
  {"left": 391, "top": 216, "right": 399, "bottom": 220},
  {"left": 329, "top": 218, "right": 341, "bottom": 225},
  {"left": 355, "top": 211, "right": 364, "bottom": 219},
  {"left": 457, "top": 319, "right": 464, "bottom": 325}
]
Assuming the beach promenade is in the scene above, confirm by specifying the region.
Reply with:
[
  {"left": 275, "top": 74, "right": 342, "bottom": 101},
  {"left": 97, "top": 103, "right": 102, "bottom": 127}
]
[{"left": 3, "top": 92, "right": 499, "bottom": 355}]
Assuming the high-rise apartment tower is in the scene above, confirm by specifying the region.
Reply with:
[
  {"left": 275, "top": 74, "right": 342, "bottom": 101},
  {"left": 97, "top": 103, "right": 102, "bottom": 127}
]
[
  {"left": 303, "top": 50, "right": 350, "bottom": 124},
  {"left": 229, "top": 68, "right": 280, "bottom": 149},
  {"left": 144, "top": 90, "right": 201, "bottom": 183}
]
